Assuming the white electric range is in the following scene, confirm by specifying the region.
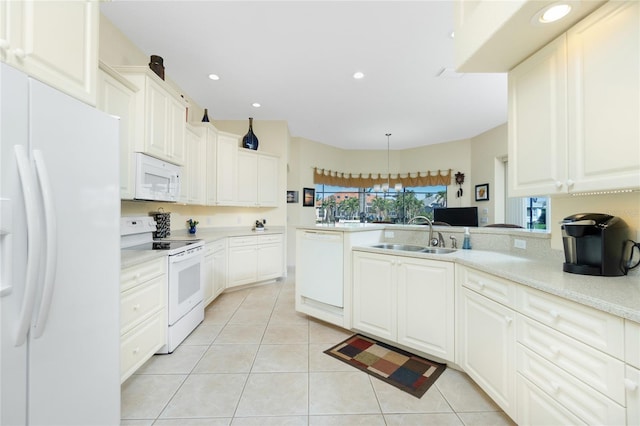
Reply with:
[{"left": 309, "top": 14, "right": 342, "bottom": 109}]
[{"left": 121, "top": 216, "right": 204, "bottom": 353}]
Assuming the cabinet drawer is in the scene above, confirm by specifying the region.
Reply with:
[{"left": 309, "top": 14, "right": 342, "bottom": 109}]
[
  {"left": 229, "top": 235, "right": 258, "bottom": 247},
  {"left": 516, "top": 286, "right": 623, "bottom": 359},
  {"left": 205, "top": 239, "right": 226, "bottom": 256},
  {"left": 517, "top": 374, "right": 586, "bottom": 426},
  {"left": 517, "top": 344, "right": 625, "bottom": 425},
  {"left": 258, "top": 233, "right": 283, "bottom": 244},
  {"left": 120, "top": 275, "right": 166, "bottom": 334},
  {"left": 517, "top": 314, "right": 625, "bottom": 404},
  {"left": 120, "top": 310, "right": 166, "bottom": 383},
  {"left": 458, "top": 266, "right": 516, "bottom": 306},
  {"left": 121, "top": 257, "right": 166, "bottom": 292},
  {"left": 627, "top": 365, "right": 640, "bottom": 426},
  {"left": 626, "top": 319, "right": 640, "bottom": 369}
]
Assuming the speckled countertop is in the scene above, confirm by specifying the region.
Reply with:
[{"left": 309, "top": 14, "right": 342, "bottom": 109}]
[{"left": 121, "top": 226, "right": 285, "bottom": 269}]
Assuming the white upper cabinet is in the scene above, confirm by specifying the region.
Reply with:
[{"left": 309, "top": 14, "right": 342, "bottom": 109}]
[
  {"left": 566, "top": 0, "right": 640, "bottom": 193},
  {"left": 509, "top": 1, "right": 640, "bottom": 196},
  {"left": 0, "top": 0, "right": 99, "bottom": 105},
  {"left": 237, "top": 149, "right": 280, "bottom": 207},
  {"left": 114, "top": 66, "right": 187, "bottom": 166},
  {"left": 454, "top": 0, "right": 605, "bottom": 72},
  {"left": 96, "top": 62, "right": 139, "bottom": 200},
  {"left": 508, "top": 35, "right": 568, "bottom": 197},
  {"left": 182, "top": 124, "right": 206, "bottom": 205},
  {"left": 214, "top": 131, "right": 239, "bottom": 206}
]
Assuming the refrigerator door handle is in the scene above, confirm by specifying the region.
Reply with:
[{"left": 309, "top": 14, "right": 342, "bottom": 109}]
[
  {"left": 31, "top": 150, "right": 57, "bottom": 339},
  {"left": 13, "top": 145, "right": 43, "bottom": 346}
]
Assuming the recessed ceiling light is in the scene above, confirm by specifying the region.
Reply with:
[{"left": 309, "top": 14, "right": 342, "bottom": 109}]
[
  {"left": 449, "top": 31, "right": 455, "bottom": 39},
  {"left": 536, "top": 3, "right": 572, "bottom": 24},
  {"left": 252, "top": 102, "right": 261, "bottom": 108},
  {"left": 208, "top": 74, "right": 220, "bottom": 80},
  {"left": 353, "top": 71, "right": 365, "bottom": 79}
]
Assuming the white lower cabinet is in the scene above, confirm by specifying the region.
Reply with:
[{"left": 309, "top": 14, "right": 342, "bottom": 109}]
[
  {"left": 352, "top": 251, "right": 454, "bottom": 361},
  {"left": 120, "top": 257, "right": 167, "bottom": 383},
  {"left": 458, "top": 286, "right": 516, "bottom": 418},
  {"left": 203, "top": 240, "right": 227, "bottom": 306},
  {"left": 227, "top": 234, "right": 283, "bottom": 288},
  {"left": 456, "top": 265, "right": 632, "bottom": 425}
]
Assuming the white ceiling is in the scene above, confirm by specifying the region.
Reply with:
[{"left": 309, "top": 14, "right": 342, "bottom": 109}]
[{"left": 100, "top": 1, "right": 508, "bottom": 150}]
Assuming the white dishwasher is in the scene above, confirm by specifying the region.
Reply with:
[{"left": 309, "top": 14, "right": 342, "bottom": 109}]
[{"left": 297, "top": 230, "right": 344, "bottom": 307}]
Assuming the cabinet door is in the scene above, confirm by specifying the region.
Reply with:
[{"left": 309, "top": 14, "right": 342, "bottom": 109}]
[
  {"left": 166, "top": 96, "right": 186, "bottom": 165},
  {"left": 145, "top": 79, "right": 169, "bottom": 160},
  {"left": 567, "top": 0, "right": 640, "bottom": 193},
  {"left": 183, "top": 125, "right": 205, "bottom": 205},
  {"left": 459, "top": 287, "right": 516, "bottom": 418},
  {"left": 216, "top": 133, "right": 238, "bottom": 205},
  {"left": 96, "top": 68, "right": 137, "bottom": 199},
  {"left": 352, "top": 252, "right": 396, "bottom": 341},
  {"left": 258, "top": 154, "right": 279, "bottom": 207},
  {"left": 397, "top": 257, "right": 454, "bottom": 361},
  {"left": 2, "top": 0, "right": 98, "bottom": 105},
  {"left": 205, "top": 127, "right": 218, "bottom": 205},
  {"left": 227, "top": 245, "right": 257, "bottom": 287},
  {"left": 257, "top": 240, "right": 283, "bottom": 281},
  {"left": 236, "top": 149, "right": 258, "bottom": 206},
  {"left": 508, "top": 34, "right": 568, "bottom": 197},
  {"left": 203, "top": 253, "right": 215, "bottom": 306},
  {"left": 212, "top": 246, "right": 227, "bottom": 297}
]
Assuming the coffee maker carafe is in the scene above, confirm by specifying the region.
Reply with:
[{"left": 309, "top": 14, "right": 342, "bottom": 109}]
[{"left": 561, "top": 213, "right": 631, "bottom": 276}]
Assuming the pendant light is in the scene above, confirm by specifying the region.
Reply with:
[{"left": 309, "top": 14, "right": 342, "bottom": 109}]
[{"left": 386, "top": 133, "right": 401, "bottom": 192}]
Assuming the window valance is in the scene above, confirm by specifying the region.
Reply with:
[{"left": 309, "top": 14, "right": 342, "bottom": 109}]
[{"left": 313, "top": 168, "right": 452, "bottom": 187}]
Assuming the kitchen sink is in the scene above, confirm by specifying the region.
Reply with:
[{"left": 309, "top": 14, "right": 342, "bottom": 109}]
[
  {"left": 370, "top": 244, "right": 457, "bottom": 254},
  {"left": 419, "top": 247, "right": 457, "bottom": 254},
  {"left": 370, "top": 243, "right": 426, "bottom": 252}
]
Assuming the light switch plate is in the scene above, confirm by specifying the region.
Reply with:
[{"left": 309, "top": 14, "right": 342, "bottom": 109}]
[
  {"left": 514, "top": 239, "right": 526, "bottom": 249},
  {"left": 385, "top": 231, "right": 394, "bottom": 238}
]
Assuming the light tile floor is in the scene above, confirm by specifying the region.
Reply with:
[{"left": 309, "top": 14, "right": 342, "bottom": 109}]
[{"left": 121, "top": 274, "right": 516, "bottom": 426}]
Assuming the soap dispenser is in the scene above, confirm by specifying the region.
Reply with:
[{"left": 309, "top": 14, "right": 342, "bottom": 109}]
[{"left": 462, "top": 227, "right": 472, "bottom": 250}]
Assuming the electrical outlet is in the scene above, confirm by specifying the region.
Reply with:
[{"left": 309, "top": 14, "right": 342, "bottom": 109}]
[
  {"left": 514, "top": 239, "right": 527, "bottom": 249},
  {"left": 480, "top": 217, "right": 488, "bottom": 224},
  {"left": 482, "top": 208, "right": 489, "bottom": 214},
  {"left": 385, "top": 231, "right": 394, "bottom": 238}
]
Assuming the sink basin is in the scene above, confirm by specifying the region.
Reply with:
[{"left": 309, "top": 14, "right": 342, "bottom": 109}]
[
  {"left": 369, "top": 244, "right": 457, "bottom": 254},
  {"left": 370, "top": 243, "right": 426, "bottom": 252},
  {"left": 420, "top": 247, "right": 457, "bottom": 254}
]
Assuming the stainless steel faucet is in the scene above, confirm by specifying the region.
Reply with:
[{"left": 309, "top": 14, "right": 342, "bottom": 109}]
[{"left": 408, "top": 216, "right": 435, "bottom": 247}]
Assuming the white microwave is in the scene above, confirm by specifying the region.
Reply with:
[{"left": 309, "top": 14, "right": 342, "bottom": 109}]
[{"left": 134, "top": 153, "right": 181, "bottom": 202}]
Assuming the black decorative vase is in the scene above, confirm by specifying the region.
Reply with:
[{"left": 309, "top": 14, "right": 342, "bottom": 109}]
[
  {"left": 242, "top": 117, "right": 259, "bottom": 150},
  {"left": 202, "top": 108, "right": 210, "bottom": 122}
]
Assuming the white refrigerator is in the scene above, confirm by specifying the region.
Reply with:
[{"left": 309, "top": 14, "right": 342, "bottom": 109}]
[{"left": 0, "top": 63, "right": 120, "bottom": 425}]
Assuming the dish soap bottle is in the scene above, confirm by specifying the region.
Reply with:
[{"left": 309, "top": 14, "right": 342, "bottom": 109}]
[{"left": 462, "top": 227, "right": 472, "bottom": 250}]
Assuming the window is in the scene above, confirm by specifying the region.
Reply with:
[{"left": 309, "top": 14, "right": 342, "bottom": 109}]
[
  {"left": 315, "top": 184, "right": 447, "bottom": 224},
  {"left": 503, "top": 159, "right": 549, "bottom": 231}
]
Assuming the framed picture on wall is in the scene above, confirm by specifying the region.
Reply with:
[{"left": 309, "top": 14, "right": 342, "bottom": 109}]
[
  {"left": 475, "top": 183, "right": 489, "bottom": 201},
  {"left": 287, "top": 190, "right": 298, "bottom": 203},
  {"left": 303, "top": 187, "right": 315, "bottom": 207}
]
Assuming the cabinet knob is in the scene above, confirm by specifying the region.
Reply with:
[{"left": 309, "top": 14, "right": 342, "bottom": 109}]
[
  {"left": 549, "top": 310, "right": 559, "bottom": 321},
  {"left": 133, "top": 347, "right": 140, "bottom": 355},
  {"left": 133, "top": 304, "right": 140, "bottom": 311},
  {"left": 478, "top": 282, "right": 485, "bottom": 291},
  {"left": 13, "top": 48, "right": 26, "bottom": 60},
  {"left": 624, "top": 378, "right": 638, "bottom": 391},
  {"left": 550, "top": 345, "right": 560, "bottom": 357},
  {"left": 555, "top": 181, "right": 563, "bottom": 189},
  {"left": 504, "top": 316, "right": 513, "bottom": 325},
  {"left": 566, "top": 179, "right": 575, "bottom": 188},
  {"left": 134, "top": 273, "right": 141, "bottom": 281},
  {"left": 550, "top": 381, "right": 561, "bottom": 394}
]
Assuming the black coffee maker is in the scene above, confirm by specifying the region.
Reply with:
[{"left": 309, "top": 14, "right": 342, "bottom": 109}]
[{"left": 561, "top": 213, "right": 633, "bottom": 276}]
